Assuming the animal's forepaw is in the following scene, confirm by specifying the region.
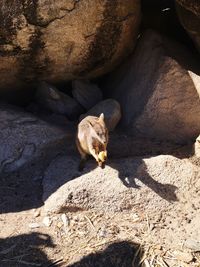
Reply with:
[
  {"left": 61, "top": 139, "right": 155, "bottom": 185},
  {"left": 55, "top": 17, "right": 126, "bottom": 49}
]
[
  {"left": 78, "top": 162, "right": 85, "bottom": 172},
  {"left": 98, "top": 161, "right": 105, "bottom": 169}
]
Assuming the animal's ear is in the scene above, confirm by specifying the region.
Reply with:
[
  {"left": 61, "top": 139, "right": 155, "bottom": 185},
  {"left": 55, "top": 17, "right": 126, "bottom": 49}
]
[{"left": 99, "top": 113, "right": 104, "bottom": 121}]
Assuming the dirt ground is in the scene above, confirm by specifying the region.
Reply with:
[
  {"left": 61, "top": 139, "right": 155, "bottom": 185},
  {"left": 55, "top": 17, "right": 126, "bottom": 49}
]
[{"left": 0, "top": 138, "right": 200, "bottom": 267}]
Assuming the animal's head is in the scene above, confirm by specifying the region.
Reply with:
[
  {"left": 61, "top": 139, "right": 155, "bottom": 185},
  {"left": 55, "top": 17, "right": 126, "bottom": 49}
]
[
  {"left": 90, "top": 113, "right": 108, "bottom": 161},
  {"left": 95, "top": 113, "right": 108, "bottom": 144}
]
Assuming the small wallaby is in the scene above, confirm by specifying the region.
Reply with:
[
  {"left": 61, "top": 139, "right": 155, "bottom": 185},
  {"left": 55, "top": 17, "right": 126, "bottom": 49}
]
[{"left": 76, "top": 113, "right": 109, "bottom": 171}]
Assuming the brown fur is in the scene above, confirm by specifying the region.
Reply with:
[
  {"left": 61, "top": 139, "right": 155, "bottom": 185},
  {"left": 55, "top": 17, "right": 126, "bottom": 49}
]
[{"left": 76, "top": 113, "right": 109, "bottom": 171}]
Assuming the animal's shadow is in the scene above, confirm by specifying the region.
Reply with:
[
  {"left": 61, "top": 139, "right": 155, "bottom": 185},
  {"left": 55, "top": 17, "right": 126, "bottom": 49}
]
[
  {"left": 41, "top": 151, "right": 179, "bottom": 208},
  {"left": 80, "top": 156, "right": 178, "bottom": 203},
  {"left": 108, "top": 158, "right": 178, "bottom": 202}
]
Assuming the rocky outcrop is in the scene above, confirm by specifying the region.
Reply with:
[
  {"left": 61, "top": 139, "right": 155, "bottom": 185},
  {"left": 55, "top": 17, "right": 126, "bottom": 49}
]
[
  {"left": 176, "top": 0, "right": 200, "bottom": 53},
  {"left": 0, "top": 0, "right": 141, "bottom": 91},
  {"left": 103, "top": 30, "right": 200, "bottom": 143},
  {"left": 43, "top": 155, "right": 198, "bottom": 214}
]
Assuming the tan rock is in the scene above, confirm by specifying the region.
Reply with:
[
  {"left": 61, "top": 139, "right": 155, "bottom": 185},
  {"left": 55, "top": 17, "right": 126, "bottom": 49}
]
[
  {"left": 43, "top": 155, "right": 197, "bottom": 213},
  {"left": 0, "top": 0, "right": 141, "bottom": 91},
  {"left": 103, "top": 30, "right": 200, "bottom": 143},
  {"left": 80, "top": 99, "right": 121, "bottom": 131}
]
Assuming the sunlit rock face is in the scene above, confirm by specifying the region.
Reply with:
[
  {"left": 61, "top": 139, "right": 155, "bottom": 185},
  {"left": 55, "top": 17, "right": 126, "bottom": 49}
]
[{"left": 0, "top": 0, "right": 141, "bottom": 91}]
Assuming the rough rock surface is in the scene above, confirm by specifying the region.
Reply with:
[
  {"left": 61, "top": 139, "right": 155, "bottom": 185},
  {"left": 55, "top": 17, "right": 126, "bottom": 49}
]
[
  {"left": 0, "top": 104, "right": 73, "bottom": 174},
  {"left": 72, "top": 80, "right": 103, "bottom": 110},
  {"left": 42, "top": 153, "right": 200, "bottom": 248},
  {"left": 176, "top": 0, "right": 200, "bottom": 53},
  {"left": 80, "top": 99, "right": 121, "bottom": 131},
  {"left": 43, "top": 154, "right": 198, "bottom": 214},
  {"left": 36, "top": 82, "right": 83, "bottom": 120},
  {"left": 0, "top": 0, "right": 141, "bottom": 91},
  {"left": 103, "top": 30, "right": 200, "bottom": 142}
]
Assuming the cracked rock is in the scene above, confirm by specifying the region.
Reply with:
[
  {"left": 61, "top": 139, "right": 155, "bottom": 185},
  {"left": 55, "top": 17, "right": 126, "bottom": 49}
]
[{"left": 0, "top": 0, "right": 141, "bottom": 91}]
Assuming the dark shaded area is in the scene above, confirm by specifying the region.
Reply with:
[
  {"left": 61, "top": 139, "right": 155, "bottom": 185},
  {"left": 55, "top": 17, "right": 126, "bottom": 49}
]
[
  {"left": 0, "top": 163, "right": 44, "bottom": 214},
  {"left": 141, "top": 0, "right": 197, "bottom": 51},
  {"left": 0, "top": 233, "right": 56, "bottom": 267},
  {"left": 67, "top": 241, "right": 142, "bottom": 267}
]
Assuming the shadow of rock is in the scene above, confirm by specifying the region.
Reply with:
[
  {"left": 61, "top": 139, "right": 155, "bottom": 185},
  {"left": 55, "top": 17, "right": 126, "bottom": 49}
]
[
  {"left": 0, "top": 232, "right": 55, "bottom": 267},
  {"left": 67, "top": 241, "right": 142, "bottom": 267}
]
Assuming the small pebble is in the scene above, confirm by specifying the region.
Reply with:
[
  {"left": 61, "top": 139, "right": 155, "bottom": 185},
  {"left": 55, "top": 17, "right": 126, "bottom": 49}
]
[
  {"left": 43, "top": 216, "right": 52, "bottom": 227},
  {"left": 173, "top": 250, "right": 193, "bottom": 263},
  {"left": 132, "top": 213, "right": 140, "bottom": 222},
  {"left": 185, "top": 239, "right": 200, "bottom": 252},
  {"left": 73, "top": 215, "right": 79, "bottom": 222},
  {"left": 61, "top": 214, "right": 69, "bottom": 227},
  {"left": 98, "top": 228, "right": 107, "bottom": 238},
  {"left": 33, "top": 209, "right": 40, "bottom": 218},
  {"left": 57, "top": 222, "right": 63, "bottom": 228},
  {"left": 29, "top": 222, "right": 40, "bottom": 229}
]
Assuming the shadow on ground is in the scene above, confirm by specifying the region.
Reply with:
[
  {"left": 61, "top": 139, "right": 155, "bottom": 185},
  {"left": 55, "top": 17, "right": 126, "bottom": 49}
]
[
  {"left": 67, "top": 241, "right": 143, "bottom": 267},
  {"left": 0, "top": 232, "right": 56, "bottom": 267},
  {"left": 0, "top": 237, "right": 143, "bottom": 267}
]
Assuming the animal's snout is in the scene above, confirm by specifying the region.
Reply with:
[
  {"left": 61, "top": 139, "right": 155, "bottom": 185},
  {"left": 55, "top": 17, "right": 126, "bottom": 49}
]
[
  {"left": 98, "top": 151, "right": 107, "bottom": 162},
  {"left": 103, "top": 152, "right": 107, "bottom": 161}
]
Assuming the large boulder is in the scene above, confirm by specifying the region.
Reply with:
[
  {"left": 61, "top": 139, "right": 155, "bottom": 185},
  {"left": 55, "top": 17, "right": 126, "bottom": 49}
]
[
  {"left": 0, "top": 0, "right": 141, "bottom": 92},
  {"left": 103, "top": 30, "right": 200, "bottom": 143},
  {"left": 43, "top": 155, "right": 198, "bottom": 214},
  {"left": 176, "top": 0, "right": 200, "bottom": 53}
]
